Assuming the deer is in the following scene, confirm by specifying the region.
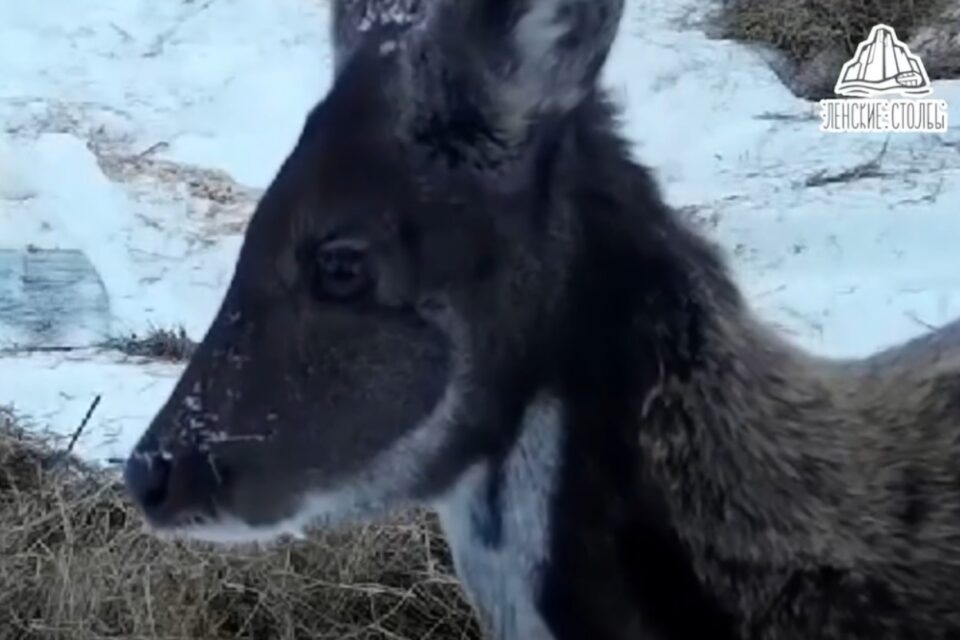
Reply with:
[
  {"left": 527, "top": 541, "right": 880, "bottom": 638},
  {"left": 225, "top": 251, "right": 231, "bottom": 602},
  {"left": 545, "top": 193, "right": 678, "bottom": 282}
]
[{"left": 122, "top": 0, "right": 960, "bottom": 638}]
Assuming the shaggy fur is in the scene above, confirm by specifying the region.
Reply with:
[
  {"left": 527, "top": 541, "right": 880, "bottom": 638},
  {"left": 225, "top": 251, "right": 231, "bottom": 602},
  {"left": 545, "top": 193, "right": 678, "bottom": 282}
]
[{"left": 124, "top": 1, "right": 960, "bottom": 639}]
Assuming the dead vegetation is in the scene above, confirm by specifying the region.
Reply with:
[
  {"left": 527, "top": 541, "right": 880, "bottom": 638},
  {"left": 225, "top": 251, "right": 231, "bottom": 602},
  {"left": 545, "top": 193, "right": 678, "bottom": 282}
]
[
  {"left": 0, "top": 406, "right": 478, "bottom": 640},
  {"left": 0, "top": 326, "right": 198, "bottom": 362},
  {"left": 717, "top": 0, "right": 956, "bottom": 98},
  {"left": 94, "top": 147, "right": 259, "bottom": 240},
  {"left": 100, "top": 325, "right": 198, "bottom": 362}
]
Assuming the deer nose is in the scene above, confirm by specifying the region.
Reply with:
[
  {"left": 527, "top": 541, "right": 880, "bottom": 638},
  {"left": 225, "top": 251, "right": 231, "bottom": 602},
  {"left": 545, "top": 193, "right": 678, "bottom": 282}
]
[{"left": 123, "top": 450, "right": 172, "bottom": 514}]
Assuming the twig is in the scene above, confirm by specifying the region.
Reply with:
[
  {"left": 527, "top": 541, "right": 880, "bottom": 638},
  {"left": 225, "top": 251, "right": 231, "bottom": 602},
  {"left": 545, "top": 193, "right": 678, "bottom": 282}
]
[
  {"left": 804, "top": 138, "right": 891, "bottom": 187},
  {"left": 50, "top": 395, "right": 102, "bottom": 470},
  {"left": 753, "top": 111, "right": 818, "bottom": 123},
  {"left": 905, "top": 311, "right": 939, "bottom": 332},
  {"left": 0, "top": 345, "right": 92, "bottom": 356},
  {"left": 142, "top": 0, "right": 217, "bottom": 58},
  {"left": 136, "top": 140, "right": 170, "bottom": 158}
]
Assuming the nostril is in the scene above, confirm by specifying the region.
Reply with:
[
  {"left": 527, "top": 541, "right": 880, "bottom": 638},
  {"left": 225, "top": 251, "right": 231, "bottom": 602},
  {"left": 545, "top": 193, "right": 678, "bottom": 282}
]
[{"left": 124, "top": 451, "right": 172, "bottom": 512}]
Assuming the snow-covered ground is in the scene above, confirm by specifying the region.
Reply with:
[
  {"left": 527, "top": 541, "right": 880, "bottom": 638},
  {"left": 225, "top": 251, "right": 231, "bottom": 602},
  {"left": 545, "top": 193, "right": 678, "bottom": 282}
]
[{"left": 1, "top": 0, "right": 958, "bottom": 465}]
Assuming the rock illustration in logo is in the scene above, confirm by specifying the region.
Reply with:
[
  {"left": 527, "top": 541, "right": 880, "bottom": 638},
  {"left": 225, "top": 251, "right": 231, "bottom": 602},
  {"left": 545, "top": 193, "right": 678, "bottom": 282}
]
[{"left": 835, "top": 24, "right": 932, "bottom": 97}]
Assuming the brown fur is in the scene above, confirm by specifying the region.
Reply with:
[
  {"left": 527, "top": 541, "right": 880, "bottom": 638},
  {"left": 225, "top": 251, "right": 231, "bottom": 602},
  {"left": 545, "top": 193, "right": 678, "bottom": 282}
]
[{"left": 624, "top": 221, "right": 960, "bottom": 636}]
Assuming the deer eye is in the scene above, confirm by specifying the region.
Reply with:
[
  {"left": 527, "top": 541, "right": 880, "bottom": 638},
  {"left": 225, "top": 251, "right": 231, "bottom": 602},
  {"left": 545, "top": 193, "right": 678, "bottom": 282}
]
[{"left": 313, "top": 238, "right": 372, "bottom": 300}]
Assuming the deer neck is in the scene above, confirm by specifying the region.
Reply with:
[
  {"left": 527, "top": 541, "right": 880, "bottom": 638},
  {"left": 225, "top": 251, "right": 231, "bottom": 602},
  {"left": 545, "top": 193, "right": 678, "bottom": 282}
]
[
  {"left": 432, "top": 393, "right": 562, "bottom": 640},
  {"left": 431, "top": 386, "right": 722, "bottom": 640}
]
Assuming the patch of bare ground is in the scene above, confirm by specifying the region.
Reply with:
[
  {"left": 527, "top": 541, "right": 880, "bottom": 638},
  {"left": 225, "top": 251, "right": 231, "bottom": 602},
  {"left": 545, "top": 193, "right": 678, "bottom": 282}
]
[
  {"left": 0, "top": 405, "right": 479, "bottom": 640},
  {"left": 95, "top": 145, "right": 262, "bottom": 242}
]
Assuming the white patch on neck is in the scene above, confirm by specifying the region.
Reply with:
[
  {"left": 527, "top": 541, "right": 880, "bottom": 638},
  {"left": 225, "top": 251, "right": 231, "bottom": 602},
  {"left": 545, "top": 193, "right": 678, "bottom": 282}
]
[{"left": 433, "top": 394, "right": 563, "bottom": 640}]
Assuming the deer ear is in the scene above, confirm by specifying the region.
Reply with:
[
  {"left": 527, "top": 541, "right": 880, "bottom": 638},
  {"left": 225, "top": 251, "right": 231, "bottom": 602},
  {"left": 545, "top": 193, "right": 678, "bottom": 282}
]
[
  {"left": 407, "top": 0, "right": 624, "bottom": 169},
  {"left": 477, "top": 0, "right": 624, "bottom": 116},
  {"left": 331, "top": 0, "right": 430, "bottom": 74}
]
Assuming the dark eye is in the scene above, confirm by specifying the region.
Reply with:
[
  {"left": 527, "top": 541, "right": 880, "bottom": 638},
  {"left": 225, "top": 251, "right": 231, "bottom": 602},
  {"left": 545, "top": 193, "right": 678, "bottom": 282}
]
[{"left": 313, "top": 238, "right": 372, "bottom": 300}]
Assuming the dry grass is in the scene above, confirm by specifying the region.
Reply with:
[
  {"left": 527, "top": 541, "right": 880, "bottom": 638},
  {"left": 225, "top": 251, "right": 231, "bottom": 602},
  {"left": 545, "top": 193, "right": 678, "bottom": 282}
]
[
  {"left": 100, "top": 325, "right": 198, "bottom": 362},
  {"left": 0, "top": 406, "right": 479, "bottom": 640},
  {"left": 717, "top": 0, "right": 952, "bottom": 97},
  {"left": 720, "top": 0, "right": 945, "bottom": 63}
]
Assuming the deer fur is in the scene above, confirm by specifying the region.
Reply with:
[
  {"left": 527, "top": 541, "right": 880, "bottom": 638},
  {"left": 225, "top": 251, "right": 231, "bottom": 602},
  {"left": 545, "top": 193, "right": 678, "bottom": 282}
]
[{"left": 123, "top": 1, "right": 960, "bottom": 638}]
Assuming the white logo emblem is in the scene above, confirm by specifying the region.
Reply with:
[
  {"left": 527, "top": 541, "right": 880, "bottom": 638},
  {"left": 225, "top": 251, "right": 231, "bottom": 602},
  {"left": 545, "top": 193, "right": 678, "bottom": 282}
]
[
  {"left": 819, "top": 24, "right": 948, "bottom": 133},
  {"left": 834, "top": 24, "right": 931, "bottom": 97}
]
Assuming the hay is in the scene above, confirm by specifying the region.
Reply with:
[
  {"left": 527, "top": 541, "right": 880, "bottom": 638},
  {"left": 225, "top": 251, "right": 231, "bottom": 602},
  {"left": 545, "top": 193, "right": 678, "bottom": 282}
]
[
  {"left": 100, "top": 325, "right": 198, "bottom": 362},
  {"left": 0, "top": 406, "right": 479, "bottom": 640},
  {"left": 717, "top": 0, "right": 951, "bottom": 98}
]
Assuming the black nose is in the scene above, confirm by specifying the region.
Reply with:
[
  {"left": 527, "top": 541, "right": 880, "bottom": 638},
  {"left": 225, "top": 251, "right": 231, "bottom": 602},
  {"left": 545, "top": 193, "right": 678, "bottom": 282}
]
[{"left": 123, "top": 450, "right": 172, "bottom": 513}]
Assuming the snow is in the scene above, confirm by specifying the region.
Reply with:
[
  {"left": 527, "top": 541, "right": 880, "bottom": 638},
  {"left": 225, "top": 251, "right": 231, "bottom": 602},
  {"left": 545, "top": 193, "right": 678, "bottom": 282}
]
[
  {"left": 604, "top": 4, "right": 960, "bottom": 354},
  {"left": 1, "top": 0, "right": 958, "bottom": 466}
]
